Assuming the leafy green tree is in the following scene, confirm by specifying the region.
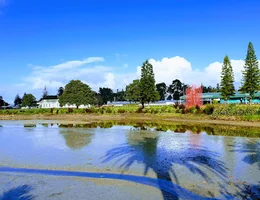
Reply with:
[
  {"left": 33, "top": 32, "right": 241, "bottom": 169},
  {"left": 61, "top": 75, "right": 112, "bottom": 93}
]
[
  {"left": 114, "top": 89, "right": 126, "bottom": 101},
  {"left": 99, "top": 87, "right": 113, "bottom": 104},
  {"left": 220, "top": 56, "right": 235, "bottom": 101},
  {"left": 156, "top": 82, "right": 167, "bottom": 101},
  {"left": 59, "top": 80, "right": 95, "bottom": 108},
  {"left": 167, "top": 79, "right": 184, "bottom": 100},
  {"left": 139, "top": 60, "right": 160, "bottom": 107},
  {"left": 57, "top": 87, "right": 64, "bottom": 97},
  {"left": 94, "top": 92, "right": 103, "bottom": 106},
  {"left": 22, "top": 93, "right": 27, "bottom": 100},
  {"left": 21, "top": 94, "right": 36, "bottom": 107},
  {"left": 14, "top": 94, "right": 22, "bottom": 106},
  {"left": 125, "top": 79, "right": 141, "bottom": 103},
  {"left": 240, "top": 42, "right": 260, "bottom": 102}
]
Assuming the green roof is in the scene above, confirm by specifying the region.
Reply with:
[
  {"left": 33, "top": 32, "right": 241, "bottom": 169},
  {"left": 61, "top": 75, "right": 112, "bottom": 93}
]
[{"left": 180, "top": 92, "right": 260, "bottom": 100}]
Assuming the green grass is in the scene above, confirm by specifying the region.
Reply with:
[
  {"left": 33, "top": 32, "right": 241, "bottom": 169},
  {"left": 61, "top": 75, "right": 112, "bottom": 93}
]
[{"left": 1, "top": 104, "right": 260, "bottom": 122}]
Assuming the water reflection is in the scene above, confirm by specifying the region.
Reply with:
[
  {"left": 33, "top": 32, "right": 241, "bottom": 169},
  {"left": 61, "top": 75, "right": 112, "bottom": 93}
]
[
  {"left": 55, "top": 121, "right": 260, "bottom": 138},
  {"left": 24, "top": 124, "right": 37, "bottom": 128},
  {"left": 103, "top": 131, "right": 228, "bottom": 199},
  {"left": 230, "top": 141, "right": 260, "bottom": 170},
  {"left": 0, "top": 121, "right": 259, "bottom": 199},
  {"left": 59, "top": 129, "right": 93, "bottom": 150}
]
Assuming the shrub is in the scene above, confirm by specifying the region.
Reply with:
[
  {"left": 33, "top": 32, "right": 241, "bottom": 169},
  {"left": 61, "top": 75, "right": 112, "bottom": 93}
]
[
  {"left": 67, "top": 108, "right": 73, "bottom": 113},
  {"left": 173, "top": 103, "right": 179, "bottom": 109},
  {"left": 117, "top": 108, "right": 126, "bottom": 114},
  {"left": 136, "top": 107, "right": 143, "bottom": 113},
  {"left": 187, "top": 106, "right": 197, "bottom": 114},
  {"left": 85, "top": 108, "right": 93, "bottom": 114},
  {"left": 203, "top": 104, "right": 215, "bottom": 115},
  {"left": 178, "top": 104, "right": 186, "bottom": 110},
  {"left": 195, "top": 105, "right": 201, "bottom": 111}
]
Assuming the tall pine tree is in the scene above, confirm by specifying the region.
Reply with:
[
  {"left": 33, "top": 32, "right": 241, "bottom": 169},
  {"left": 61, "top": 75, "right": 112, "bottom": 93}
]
[
  {"left": 139, "top": 60, "right": 159, "bottom": 108},
  {"left": 220, "top": 56, "right": 235, "bottom": 101},
  {"left": 240, "top": 42, "right": 260, "bottom": 102},
  {"left": 42, "top": 86, "right": 48, "bottom": 98}
]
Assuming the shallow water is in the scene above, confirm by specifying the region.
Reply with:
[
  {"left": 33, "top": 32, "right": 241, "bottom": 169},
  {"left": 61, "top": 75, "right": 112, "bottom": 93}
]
[{"left": 0, "top": 120, "right": 259, "bottom": 199}]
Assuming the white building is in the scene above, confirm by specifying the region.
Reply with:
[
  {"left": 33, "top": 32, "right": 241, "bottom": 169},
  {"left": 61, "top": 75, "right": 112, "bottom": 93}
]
[{"left": 37, "top": 96, "right": 90, "bottom": 108}]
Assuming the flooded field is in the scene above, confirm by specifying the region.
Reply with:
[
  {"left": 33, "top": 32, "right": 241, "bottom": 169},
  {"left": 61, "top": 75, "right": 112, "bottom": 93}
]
[{"left": 0, "top": 120, "right": 259, "bottom": 199}]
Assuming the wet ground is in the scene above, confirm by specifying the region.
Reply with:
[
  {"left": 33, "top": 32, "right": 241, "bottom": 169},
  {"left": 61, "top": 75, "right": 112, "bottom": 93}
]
[{"left": 0, "top": 120, "right": 259, "bottom": 199}]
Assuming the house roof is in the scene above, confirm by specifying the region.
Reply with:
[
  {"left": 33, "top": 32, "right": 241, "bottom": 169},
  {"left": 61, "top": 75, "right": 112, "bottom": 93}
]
[
  {"left": 38, "top": 95, "right": 58, "bottom": 102},
  {"left": 180, "top": 91, "right": 260, "bottom": 100}
]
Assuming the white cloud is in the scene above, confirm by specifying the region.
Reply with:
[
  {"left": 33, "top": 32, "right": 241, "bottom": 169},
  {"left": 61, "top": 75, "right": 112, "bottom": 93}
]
[
  {"left": 31, "top": 57, "right": 104, "bottom": 74},
  {"left": 3, "top": 55, "right": 257, "bottom": 104},
  {"left": 104, "top": 72, "right": 115, "bottom": 89},
  {"left": 22, "top": 56, "right": 253, "bottom": 94},
  {"left": 22, "top": 57, "right": 108, "bottom": 90},
  {"left": 137, "top": 56, "right": 192, "bottom": 84},
  {"left": 135, "top": 56, "right": 248, "bottom": 89}
]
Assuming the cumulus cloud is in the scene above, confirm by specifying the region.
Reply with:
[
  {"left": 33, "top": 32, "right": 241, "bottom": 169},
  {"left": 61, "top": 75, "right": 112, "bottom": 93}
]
[
  {"left": 23, "top": 57, "right": 108, "bottom": 90},
  {"left": 4, "top": 55, "right": 256, "bottom": 104},
  {"left": 137, "top": 56, "right": 192, "bottom": 83},
  {"left": 22, "top": 56, "right": 252, "bottom": 94},
  {"left": 136, "top": 56, "right": 248, "bottom": 89}
]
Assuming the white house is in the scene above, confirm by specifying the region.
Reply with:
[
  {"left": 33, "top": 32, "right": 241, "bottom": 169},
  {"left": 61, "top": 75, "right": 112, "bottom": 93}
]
[{"left": 37, "top": 95, "right": 90, "bottom": 108}]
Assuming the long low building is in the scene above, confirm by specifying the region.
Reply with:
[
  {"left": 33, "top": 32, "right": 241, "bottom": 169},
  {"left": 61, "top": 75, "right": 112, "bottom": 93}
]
[
  {"left": 180, "top": 92, "right": 260, "bottom": 104},
  {"left": 37, "top": 95, "right": 90, "bottom": 108}
]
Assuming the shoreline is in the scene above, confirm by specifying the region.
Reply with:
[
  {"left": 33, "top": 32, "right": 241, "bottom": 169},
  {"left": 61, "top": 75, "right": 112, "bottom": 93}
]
[{"left": 1, "top": 113, "right": 260, "bottom": 127}]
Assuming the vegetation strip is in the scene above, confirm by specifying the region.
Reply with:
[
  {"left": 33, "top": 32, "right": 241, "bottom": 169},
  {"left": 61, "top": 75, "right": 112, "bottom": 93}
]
[{"left": 1, "top": 103, "right": 260, "bottom": 122}]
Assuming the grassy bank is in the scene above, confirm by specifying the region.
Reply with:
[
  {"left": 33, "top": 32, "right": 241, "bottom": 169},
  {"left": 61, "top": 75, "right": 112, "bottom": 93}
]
[{"left": 0, "top": 104, "right": 260, "bottom": 122}]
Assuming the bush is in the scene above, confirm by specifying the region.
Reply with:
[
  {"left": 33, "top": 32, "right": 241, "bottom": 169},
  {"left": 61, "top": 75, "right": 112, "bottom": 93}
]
[
  {"left": 178, "top": 104, "right": 186, "bottom": 110},
  {"left": 187, "top": 106, "right": 197, "bottom": 114},
  {"left": 136, "top": 107, "right": 143, "bottom": 113},
  {"left": 67, "top": 108, "right": 73, "bottom": 113},
  {"left": 203, "top": 104, "right": 215, "bottom": 115},
  {"left": 117, "top": 108, "right": 126, "bottom": 114},
  {"left": 85, "top": 108, "right": 93, "bottom": 114},
  {"left": 213, "top": 104, "right": 260, "bottom": 116}
]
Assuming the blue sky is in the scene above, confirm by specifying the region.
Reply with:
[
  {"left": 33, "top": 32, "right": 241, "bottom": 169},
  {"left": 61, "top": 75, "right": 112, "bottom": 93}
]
[{"left": 0, "top": 0, "right": 260, "bottom": 103}]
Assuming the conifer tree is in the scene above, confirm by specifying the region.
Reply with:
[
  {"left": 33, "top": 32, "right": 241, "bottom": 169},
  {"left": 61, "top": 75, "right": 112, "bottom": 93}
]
[
  {"left": 220, "top": 56, "right": 235, "bottom": 101},
  {"left": 240, "top": 42, "right": 260, "bottom": 102},
  {"left": 42, "top": 86, "right": 48, "bottom": 98},
  {"left": 139, "top": 60, "right": 159, "bottom": 108}
]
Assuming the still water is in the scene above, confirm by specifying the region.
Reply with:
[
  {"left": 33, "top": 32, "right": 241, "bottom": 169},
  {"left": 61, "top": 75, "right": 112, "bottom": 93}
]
[{"left": 0, "top": 120, "right": 259, "bottom": 199}]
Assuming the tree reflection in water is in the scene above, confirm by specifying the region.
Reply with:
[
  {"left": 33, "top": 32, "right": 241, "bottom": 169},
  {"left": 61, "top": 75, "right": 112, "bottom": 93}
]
[
  {"left": 102, "top": 131, "right": 228, "bottom": 200},
  {"left": 230, "top": 141, "right": 260, "bottom": 170},
  {"left": 59, "top": 129, "right": 93, "bottom": 150}
]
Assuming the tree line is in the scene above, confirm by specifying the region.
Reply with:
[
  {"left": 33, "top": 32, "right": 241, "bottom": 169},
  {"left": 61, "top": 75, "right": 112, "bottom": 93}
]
[
  {"left": 220, "top": 42, "right": 259, "bottom": 102},
  {"left": 0, "top": 42, "right": 259, "bottom": 108}
]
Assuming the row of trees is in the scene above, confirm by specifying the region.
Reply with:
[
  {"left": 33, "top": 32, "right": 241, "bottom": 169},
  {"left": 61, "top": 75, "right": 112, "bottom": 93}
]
[
  {"left": 57, "top": 42, "right": 259, "bottom": 107},
  {"left": 1, "top": 42, "right": 258, "bottom": 108},
  {"left": 220, "top": 42, "right": 260, "bottom": 102},
  {"left": 56, "top": 60, "right": 159, "bottom": 108}
]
